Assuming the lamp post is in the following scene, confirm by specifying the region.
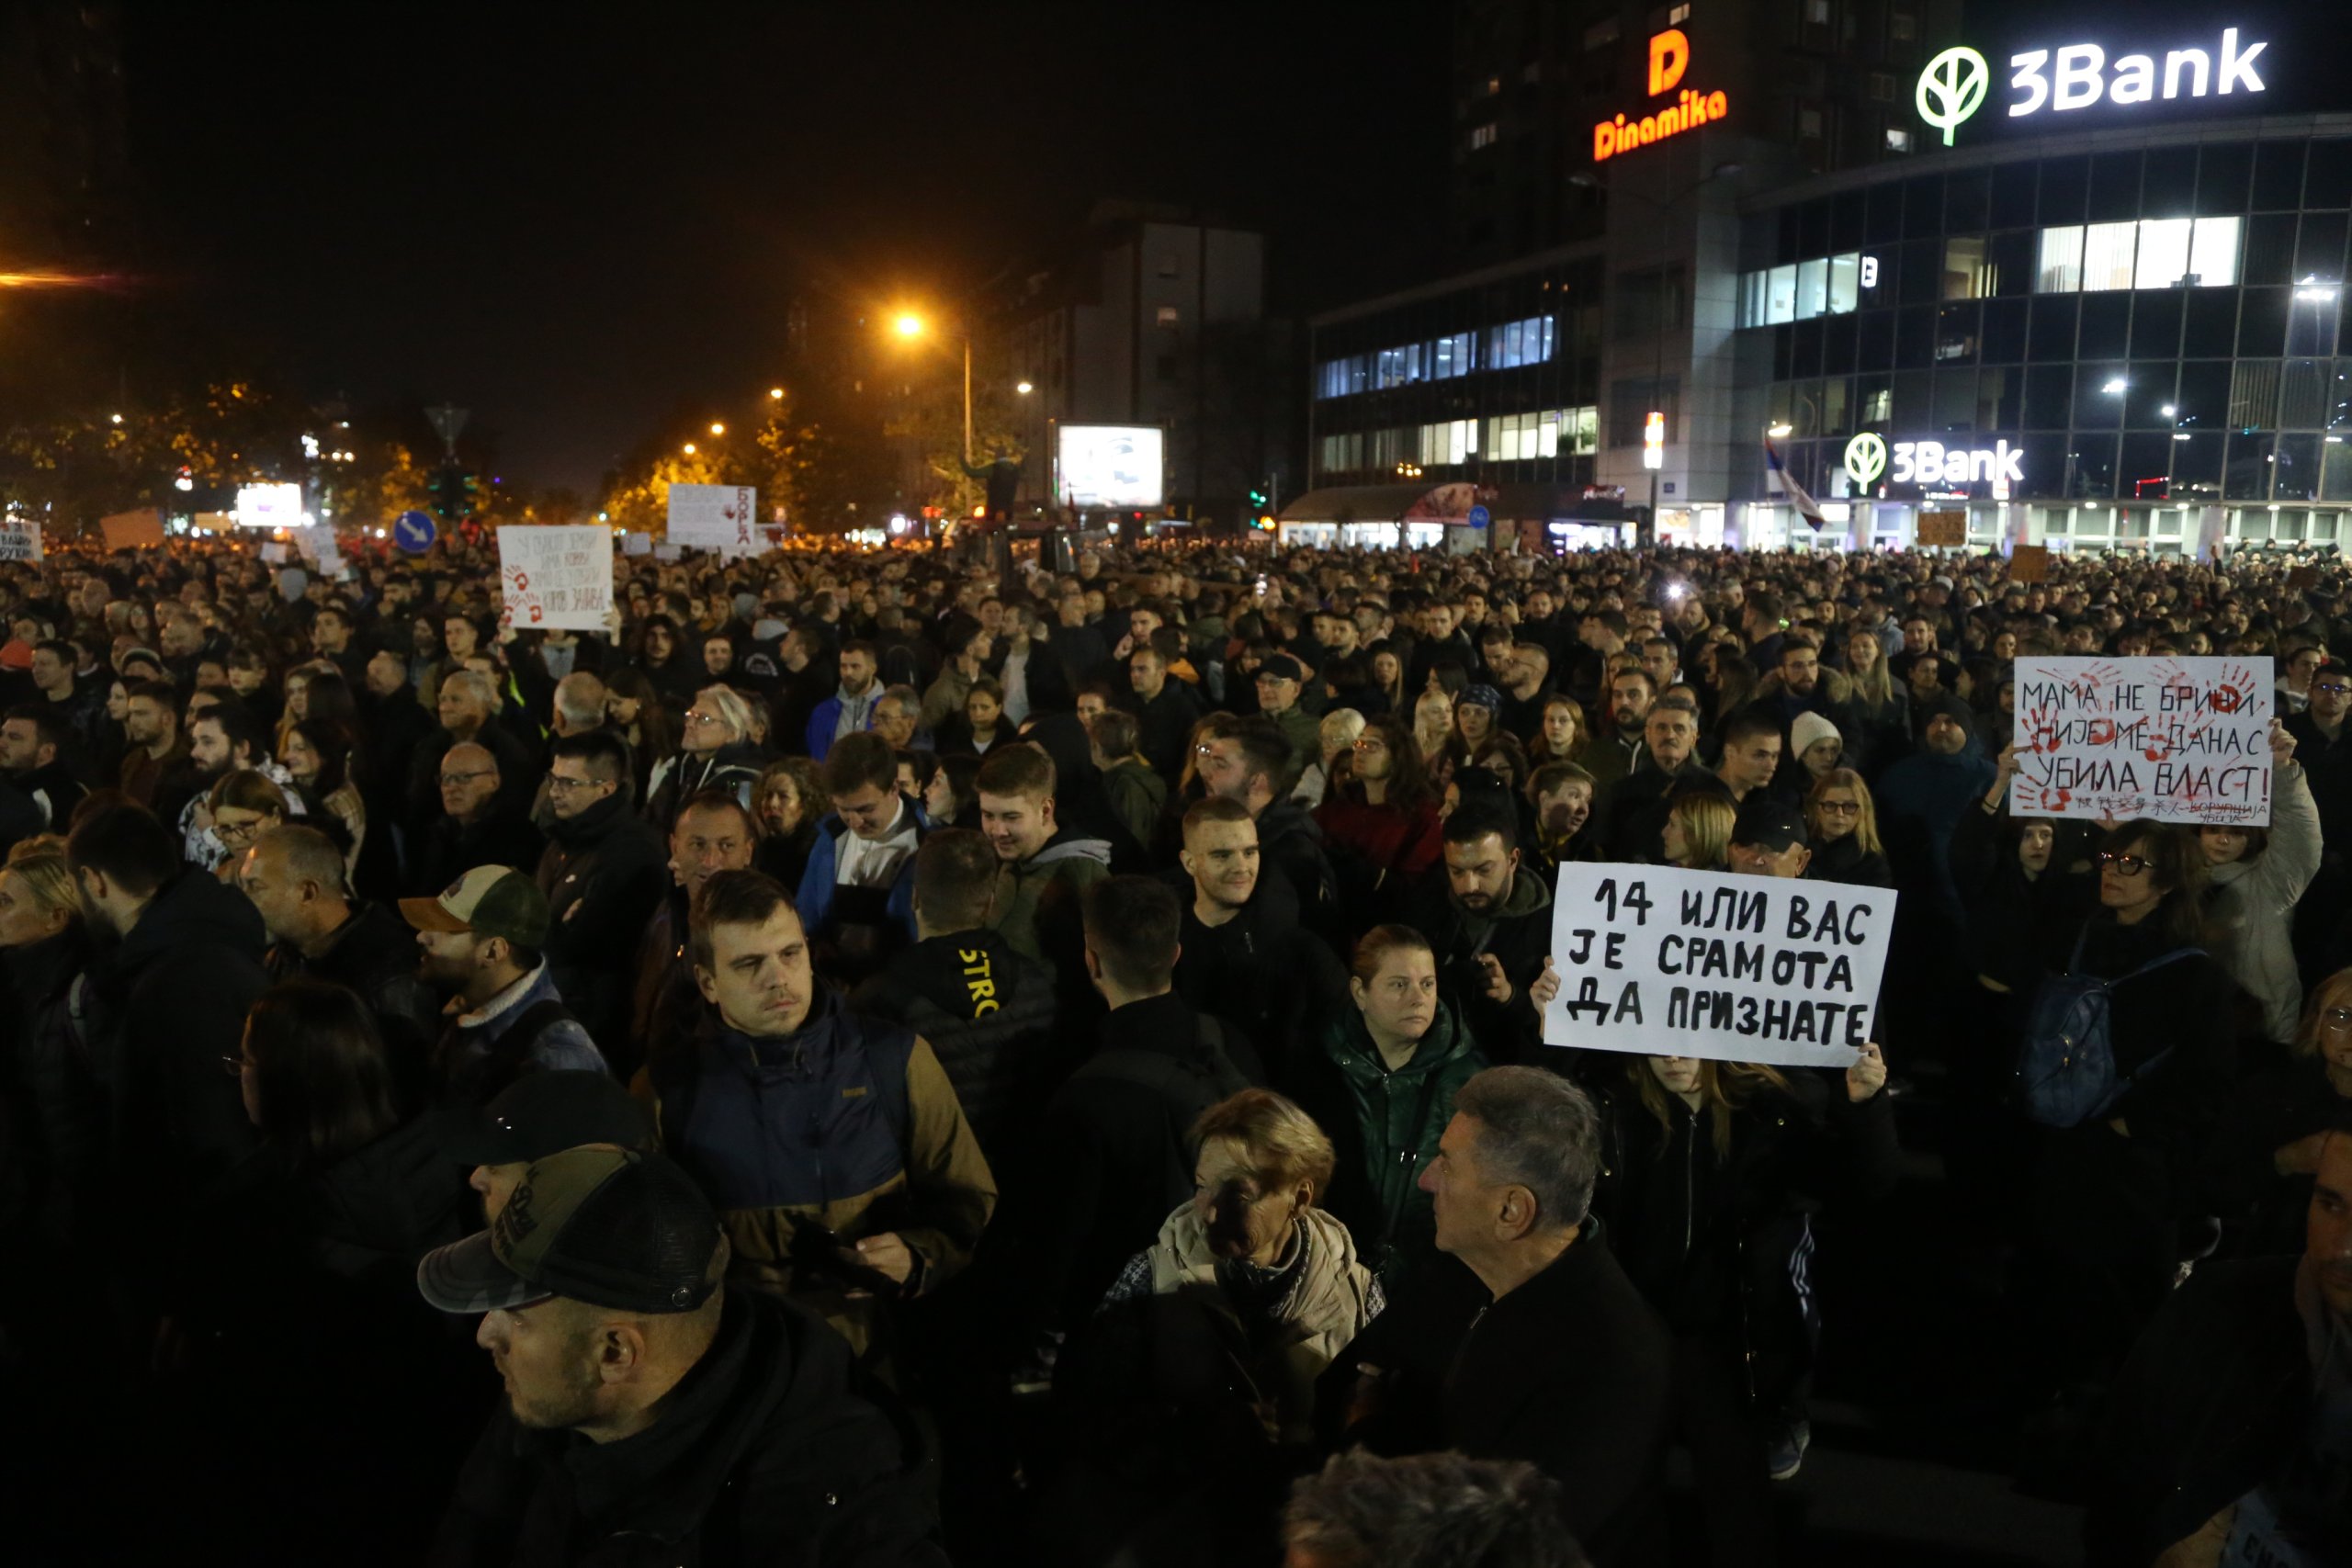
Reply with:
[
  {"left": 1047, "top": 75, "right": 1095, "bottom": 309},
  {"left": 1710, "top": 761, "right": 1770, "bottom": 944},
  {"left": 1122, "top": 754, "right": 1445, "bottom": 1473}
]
[
  {"left": 1568, "top": 161, "right": 1743, "bottom": 547},
  {"left": 893, "top": 312, "right": 972, "bottom": 465}
]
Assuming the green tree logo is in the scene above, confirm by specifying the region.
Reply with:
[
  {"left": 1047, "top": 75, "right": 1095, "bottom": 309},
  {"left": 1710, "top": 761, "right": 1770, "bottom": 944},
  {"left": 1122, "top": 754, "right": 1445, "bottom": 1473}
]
[
  {"left": 1917, "top": 47, "right": 1989, "bottom": 146},
  {"left": 1844, "top": 433, "right": 1888, "bottom": 487}
]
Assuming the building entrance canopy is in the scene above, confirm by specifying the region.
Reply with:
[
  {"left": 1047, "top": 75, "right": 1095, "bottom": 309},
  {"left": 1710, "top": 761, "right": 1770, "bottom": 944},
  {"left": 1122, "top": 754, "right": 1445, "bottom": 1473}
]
[{"left": 1279, "top": 481, "right": 1631, "bottom": 527}]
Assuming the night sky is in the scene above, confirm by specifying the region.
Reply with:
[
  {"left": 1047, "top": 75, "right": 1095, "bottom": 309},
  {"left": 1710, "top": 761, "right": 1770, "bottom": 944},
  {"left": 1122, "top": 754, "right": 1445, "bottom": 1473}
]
[{"left": 119, "top": 6, "right": 1450, "bottom": 493}]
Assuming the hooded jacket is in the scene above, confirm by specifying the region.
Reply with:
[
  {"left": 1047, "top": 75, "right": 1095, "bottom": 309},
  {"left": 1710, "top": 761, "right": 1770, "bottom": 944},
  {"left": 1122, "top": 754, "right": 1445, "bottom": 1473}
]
[
  {"left": 795, "top": 807, "right": 922, "bottom": 962},
  {"left": 849, "top": 928, "right": 1066, "bottom": 1168},
  {"left": 805, "top": 683, "right": 882, "bottom": 762},
  {"left": 638, "top": 994, "right": 996, "bottom": 1358},
  {"left": 1874, "top": 710, "right": 1996, "bottom": 922},
  {"left": 434, "top": 963, "right": 608, "bottom": 1106},
  {"left": 645, "top": 740, "right": 766, "bottom": 827},
  {"left": 986, "top": 828, "right": 1113, "bottom": 968},
  {"left": 536, "top": 792, "right": 672, "bottom": 1052},
  {"left": 87, "top": 868, "right": 270, "bottom": 1200},
  {"left": 1254, "top": 800, "right": 1340, "bottom": 937},
  {"left": 2203, "top": 760, "right": 2322, "bottom": 1043},
  {"left": 1285, "top": 997, "right": 1485, "bottom": 1287},
  {"left": 1408, "top": 862, "right": 1555, "bottom": 1061},
  {"left": 429, "top": 1289, "right": 947, "bottom": 1568}
]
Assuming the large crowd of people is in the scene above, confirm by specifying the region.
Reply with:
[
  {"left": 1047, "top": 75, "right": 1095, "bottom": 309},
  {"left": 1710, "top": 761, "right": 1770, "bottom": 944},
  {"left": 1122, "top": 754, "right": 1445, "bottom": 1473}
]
[{"left": 1, "top": 528, "right": 2346, "bottom": 1568}]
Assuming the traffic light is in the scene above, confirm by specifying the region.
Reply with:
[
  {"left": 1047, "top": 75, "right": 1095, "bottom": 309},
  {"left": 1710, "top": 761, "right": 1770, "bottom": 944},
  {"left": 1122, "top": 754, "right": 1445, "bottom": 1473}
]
[
  {"left": 430, "top": 464, "right": 475, "bottom": 521},
  {"left": 1248, "top": 487, "right": 1268, "bottom": 507}
]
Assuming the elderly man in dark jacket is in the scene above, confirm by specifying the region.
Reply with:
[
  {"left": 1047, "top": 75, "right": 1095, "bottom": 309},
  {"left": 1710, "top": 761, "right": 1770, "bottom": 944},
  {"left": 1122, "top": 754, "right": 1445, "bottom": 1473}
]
[
  {"left": 1326, "top": 1067, "right": 1672, "bottom": 1568},
  {"left": 418, "top": 1146, "right": 946, "bottom": 1566},
  {"left": 536, "top": 731, "right": 669, "bottom": 1054}
]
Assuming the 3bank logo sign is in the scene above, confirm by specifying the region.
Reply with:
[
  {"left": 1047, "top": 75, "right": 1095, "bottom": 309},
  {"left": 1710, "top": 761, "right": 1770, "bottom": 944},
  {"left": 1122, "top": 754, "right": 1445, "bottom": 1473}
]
[
  {"left": 1843, "top": 434, "right": 1888, "bottom": 488},
  {"left": 1916, "top": 28, "right": 2267, "bottom": 145},
  {"left": 1917, "top": 47, "right": 1989, "bottom": 146}
]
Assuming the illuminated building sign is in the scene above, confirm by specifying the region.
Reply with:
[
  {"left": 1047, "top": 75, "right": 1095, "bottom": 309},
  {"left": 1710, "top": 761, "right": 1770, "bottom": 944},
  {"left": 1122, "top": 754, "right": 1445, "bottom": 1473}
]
[
  {"left": 1846, "top": 433, "right": 2024, "bottom": 488},
  {"left": 1643, "top": 411, "right": 1665, "bottom": 469},
  {"left": 1917, "top": 28, "right": 2267, "bottom": 144},
  {"left": 1593, "top": 28, "right": 1730, "bottom": 163}
]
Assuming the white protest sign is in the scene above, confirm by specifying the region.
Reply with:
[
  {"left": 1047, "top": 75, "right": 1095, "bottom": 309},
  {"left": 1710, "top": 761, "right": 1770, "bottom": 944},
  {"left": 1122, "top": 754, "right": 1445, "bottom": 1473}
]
[
  {"left": 2012, "top": 657, "right": 2273, "bottom": 826},
  {"left": 1542, "top": 863, "right": 1894, "bottom": 1068},
  {"left": 653, "top": 543, "right": 682, "bottom": 562},
  {"left": 666, "top": 484, "right": 760, "bottom": 552},
  {"left": 622, "top": 531, "right": 652, "bottom": 557},
  {"left": 498, "top": 525, "right": 614, "bottom": 631},
  {"left": 260, "top": 542, "right": 288, "bottom": 565},
  {"left": 0, "top": 519, "right": 42, "bottom": 562}
]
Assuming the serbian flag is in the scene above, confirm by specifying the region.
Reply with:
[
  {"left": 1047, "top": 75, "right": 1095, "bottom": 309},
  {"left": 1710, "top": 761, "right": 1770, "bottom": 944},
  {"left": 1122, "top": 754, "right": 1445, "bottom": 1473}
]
[{"left": 1764, "top": 435, "right": 1826, "bottom": 533}]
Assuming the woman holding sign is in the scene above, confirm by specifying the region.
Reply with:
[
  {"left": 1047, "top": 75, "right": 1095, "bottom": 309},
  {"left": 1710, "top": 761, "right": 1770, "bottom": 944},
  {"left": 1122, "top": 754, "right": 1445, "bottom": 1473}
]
[
  {"left": 1592, "top": 1040, "right": 1894, "bottom": 1544},
  {"left": 2198, "top": 721, "right": 2320, "bottom": 1049}
]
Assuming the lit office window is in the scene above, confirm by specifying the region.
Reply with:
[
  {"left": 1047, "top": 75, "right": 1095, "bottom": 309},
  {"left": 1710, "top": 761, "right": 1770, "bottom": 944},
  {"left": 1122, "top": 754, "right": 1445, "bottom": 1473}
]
[
  {"left": 1828, "top": 254, "right": 1860, "bottom": 314},
  {"left": 1470, "top": 124, "right": 1498, "bottom": 150},
  {"left": 2083, "top": 221, "right": 2138, "bottom": 291},
  {"left": 1739, "top": 272, "right": 1765, "bottom": 328},
  {"left": 2134, "top": 219, "right": 2194, "bottom": 289},
  {"left": 2188, "top": 217, "right": 2241, "bottom": 288},
  {"left": 2038, "top": 227, "right": 2084, "bottom": 293},
  {"left": 1768, "top": 264, "right": 1797, "bottom": 324},
  {"left": 1796, "top": 258, "right": 1828, "bottom": 320}
]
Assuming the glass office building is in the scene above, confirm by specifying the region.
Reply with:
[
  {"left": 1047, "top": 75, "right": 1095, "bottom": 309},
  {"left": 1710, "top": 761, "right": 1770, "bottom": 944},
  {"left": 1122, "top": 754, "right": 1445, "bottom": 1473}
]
[{"left": 1734, "top": 117, "right": 2352, "bottom": 553}]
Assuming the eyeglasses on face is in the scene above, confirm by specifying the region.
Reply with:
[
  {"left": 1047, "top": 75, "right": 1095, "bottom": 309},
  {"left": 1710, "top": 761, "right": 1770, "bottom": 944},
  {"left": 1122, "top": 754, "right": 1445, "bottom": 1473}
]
[
  {"left": 2313, "top": 682, "right": 2351, "bottom": 697},
  {"left": 2323, "top": 1006, "right": 2352, "bottom": 1033},
  {"left": 439, "top": 771, "right": 496, "bottom": 788},
  {"left": 1815, "top": 799, "right": 1861, "bottom": 816},
  {"left": 220, "top": 1054, "right": 256, "bottom": 1077},
  {"left": 2097, "top": 852, "right": 2151, "bottom": 876},
  {"left": 684, "top": 710, "right": 727, "bottom": 727},
  {"left": 545, "top": 773, "right": 609, "bottom": 795}
]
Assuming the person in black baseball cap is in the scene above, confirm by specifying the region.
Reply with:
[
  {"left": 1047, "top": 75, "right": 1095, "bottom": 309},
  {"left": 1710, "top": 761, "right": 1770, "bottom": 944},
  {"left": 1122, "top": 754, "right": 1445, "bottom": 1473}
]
[
  {"left": 442, "top": 1069, "right": 656, "bottom": 1220},
  {"left": 417, "top": 1146, "right": 943, "bottom": 1560},
  {"left": 1728, "top": 796, "right": 1811, "bottom": 880}
]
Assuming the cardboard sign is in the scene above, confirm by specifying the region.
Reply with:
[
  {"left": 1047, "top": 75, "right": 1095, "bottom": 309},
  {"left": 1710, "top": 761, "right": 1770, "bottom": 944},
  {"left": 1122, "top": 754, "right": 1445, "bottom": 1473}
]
[
  {"left": 0, "top": 519, "right": 41, "bottom": 562},
  {"left": 1916, "top": 510, "right": 1965, "bottom": 547},
  {"left": 666, "top": 483, "right": 761, "bottom": 552},
  {"left": 2289, "top": 565, "right": 2321, "bottom": 592},
  {"left": 99, "top": 508, "right": 164, "bottom": 550},
  {"left": 1542, "top": 863, "right": 1894, "bottom": 1068},
  {"left": 497, "top": 525, "right": 614, "bottom": 631},
  {"left": 2012, "top": 656, "right": 2274, "bottom": 826},
  {"left": 2009, "top": 544, "right": 2049, "bottom": 582}
]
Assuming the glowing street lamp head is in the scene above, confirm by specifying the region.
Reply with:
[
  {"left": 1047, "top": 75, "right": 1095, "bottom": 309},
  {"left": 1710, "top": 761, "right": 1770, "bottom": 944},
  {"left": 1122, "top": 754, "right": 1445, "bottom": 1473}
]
[
  {"left": 682, "top": 442, "right": 697, "bottom": 456},
  {"left": 892, "top": 312, "right": 925, "bottom": 339},
  {"left": 1016, "top": 380, "right": 1035, "bottom": 395},
  {"left": 768, "top": 387, "right": 785, "bottom": 400},
  {"left": 708, "top": 422, "right": 726, "bottom": 436}
]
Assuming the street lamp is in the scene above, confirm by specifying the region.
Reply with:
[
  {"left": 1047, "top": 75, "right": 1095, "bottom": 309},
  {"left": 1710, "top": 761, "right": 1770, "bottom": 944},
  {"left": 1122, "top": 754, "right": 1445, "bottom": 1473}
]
[
  {"left": 682, "top": 442, "right": 697, "bottom": 456},
  {"left": 1567, "top": 160, "right": 1744, "bottom": 544},
  {"left": 1016, "top": 380, "right": 1034, "bottom": 396},
  {"left": 768, "top": 387, "right": 785, "bottom": 400},
  {"left": 709, "top": 422, "right": 726, "bottom": 436},
  {"left": 888, "top": 309, "right": 975, "bottom": 463}
]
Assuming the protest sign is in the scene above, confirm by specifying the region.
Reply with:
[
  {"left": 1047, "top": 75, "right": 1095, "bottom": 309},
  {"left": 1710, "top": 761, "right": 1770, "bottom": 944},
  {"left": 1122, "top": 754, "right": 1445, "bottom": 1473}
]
[
  {"left": 653, "top": 543, "right": 682, "bottom": 562},
  {"left": 2011, "top": 657, "right": 2273, "bottom": 825},
  {"left": 0, "top": 519, "right": 42, "bottom": 562},
  {"left": 622, "top": 531, "right": 652, "bottom": 557},
  {"left": 99, "top": 508, "right": 164, "bottom": 550},
  {"left": 259, "top": 542, "right": 288, "bottom": 565},
  {"left": 667, "top": 484, "right": 761, "bottom": 552},
  {"left": 2008, "top": 544, "right": 2049, "bottom": 582},
  {"left": 1541, "top": 863, "right": 1894, "bottom": 1069},
  {"left": 498, "top": 525, "right": 613, "bottom": 631},
  {"left": 1916, "top": 510, "right": 1964, "bottom": 547}
]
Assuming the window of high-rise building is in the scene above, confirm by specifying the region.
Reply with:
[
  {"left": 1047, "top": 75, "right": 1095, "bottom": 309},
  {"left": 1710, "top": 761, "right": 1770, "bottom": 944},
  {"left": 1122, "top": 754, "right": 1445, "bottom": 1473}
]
[
  {"left": 1470, "top": 123, "right": 1498, "bottom": 151},
  {"left": 1886, "top": 127, "right": 1912, "bottom": 154},
  {"left": 1156, "top": 306, "right": 1181, "bottom": 328}
]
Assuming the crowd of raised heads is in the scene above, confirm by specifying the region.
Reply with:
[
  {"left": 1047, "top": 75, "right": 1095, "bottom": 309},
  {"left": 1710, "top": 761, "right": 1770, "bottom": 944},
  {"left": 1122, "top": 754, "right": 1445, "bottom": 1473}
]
[{"left": 0, "top": 529, "right": 2346, "bottom": 1568}]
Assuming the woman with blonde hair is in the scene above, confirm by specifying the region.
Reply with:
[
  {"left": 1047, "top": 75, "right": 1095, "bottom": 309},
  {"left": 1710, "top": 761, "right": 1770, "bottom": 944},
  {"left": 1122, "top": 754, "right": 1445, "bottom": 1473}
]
[
  {"left": 1660, "top": 791, "right": 1735, "bottom": 871},
  {"left": 1, "top": 836, "right": 95, "bottom": 1237},
  {"left": 1528, "top": 694, "right": 1589, "bottom": 766},
  {"left": 1804, "top": 768, "right": 1892, "bottom": 887},
  {"left": 1292, "top": 706, "right": 1365, "bottom": 808},
  {"left": 1099, "top": 1088, "right": 1380, "bottom": 1443}
]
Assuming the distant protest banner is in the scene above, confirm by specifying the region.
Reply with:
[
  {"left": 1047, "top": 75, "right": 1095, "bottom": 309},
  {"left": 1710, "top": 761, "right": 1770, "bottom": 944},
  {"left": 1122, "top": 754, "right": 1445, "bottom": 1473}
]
[
  {"left": 666, "top": 484, "right": 762, "bottom": 552},
  {"left": 621, "top": 531, "right": 652, "bottom": 557},
  {"left": 0, "top": 520, "right": 41, "bottom": 562},
  {"left": 498, "top": 525, "right": 613, "bottom": 631},
  {"left": 1541, "top": 863, "right": 1894, "bottom": 1069},
  {"left": 2012, "top": 656, "right": 2273, "bottom": 826},
  {"left": 99, "top": 508, "right": 164, "bottom": 550}
]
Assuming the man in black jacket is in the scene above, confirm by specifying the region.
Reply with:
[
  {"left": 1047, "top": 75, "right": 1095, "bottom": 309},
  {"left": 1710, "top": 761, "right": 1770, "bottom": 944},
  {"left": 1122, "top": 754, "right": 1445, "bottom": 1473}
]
[
  {"left": 1591, "top": 699, "right": 1711, "bottom": 864},
  {"left": 851, "top": 828, "right": 1064, "bottom": 1170},
  {"left": 1327, "top": 1067, "right": 1671, "bottom": 1568},
  {"left": 240, "top": 823, "right": 441, "bottom": 1106},
  {"left": 2086, "top": 1128, "right": 2352, "bottom": 1567},
  {"left": 536, "top": 730, "right": 670, "bottom": 1054},
  {"left": 1407, "top": 805, "right": 1559, "bottom": 1063},
  {"left": 413, "top": 740, "right": 546, "bottom": 897},
  {"left": 1123, "top": 644, "right": 1202, "bottom": 782},
  {"left": 1198, "top": 716, "right": 1339, "bottom": 939},
  {"left": 418, "top": 1145, "right": 945, "bottom": 1566}
]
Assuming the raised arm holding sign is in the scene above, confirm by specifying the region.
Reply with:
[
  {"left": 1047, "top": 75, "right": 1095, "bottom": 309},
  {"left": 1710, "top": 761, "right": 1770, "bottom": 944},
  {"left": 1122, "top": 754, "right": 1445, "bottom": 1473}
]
[{"left": 1541, "top": 862, "right": 1895, "bottom": 1069}]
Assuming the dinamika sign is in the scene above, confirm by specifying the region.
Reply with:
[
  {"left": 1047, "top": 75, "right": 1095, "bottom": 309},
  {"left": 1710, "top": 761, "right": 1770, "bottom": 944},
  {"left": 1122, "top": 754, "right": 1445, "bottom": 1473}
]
[{"left": 1594, "top": 28, "right": 1730, "bottom": 163}]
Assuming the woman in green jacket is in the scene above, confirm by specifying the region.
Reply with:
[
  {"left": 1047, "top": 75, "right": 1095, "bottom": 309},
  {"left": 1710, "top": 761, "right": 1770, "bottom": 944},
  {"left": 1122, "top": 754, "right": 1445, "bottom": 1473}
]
[{"left": 1283, "top": 923, "right": 1487, "bottom": 1288}]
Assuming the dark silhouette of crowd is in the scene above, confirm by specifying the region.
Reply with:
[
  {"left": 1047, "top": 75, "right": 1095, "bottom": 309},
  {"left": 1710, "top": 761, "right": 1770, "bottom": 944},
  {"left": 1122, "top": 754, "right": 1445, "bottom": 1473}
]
[{"left": 0, "top": 530, "right": 2346, "bottom": 1568}]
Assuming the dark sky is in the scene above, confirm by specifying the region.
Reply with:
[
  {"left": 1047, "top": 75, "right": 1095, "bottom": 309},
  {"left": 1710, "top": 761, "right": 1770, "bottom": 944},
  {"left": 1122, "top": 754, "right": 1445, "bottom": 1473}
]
[{"left": 119, "top": 5, "right": 1451, "bottom": 493}]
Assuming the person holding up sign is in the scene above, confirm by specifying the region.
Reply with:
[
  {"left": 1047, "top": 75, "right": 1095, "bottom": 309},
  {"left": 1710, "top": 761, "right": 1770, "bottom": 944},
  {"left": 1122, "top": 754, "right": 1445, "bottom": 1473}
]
[{"left": 1408, "top": 804, "right": 1563, "bottom": 1062}]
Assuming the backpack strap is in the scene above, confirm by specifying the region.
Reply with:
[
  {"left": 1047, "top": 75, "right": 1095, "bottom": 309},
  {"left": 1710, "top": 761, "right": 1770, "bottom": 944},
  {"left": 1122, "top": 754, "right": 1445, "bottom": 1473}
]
[{"left": 2117, "top": 946, "right": 2206, "bottom": 984}]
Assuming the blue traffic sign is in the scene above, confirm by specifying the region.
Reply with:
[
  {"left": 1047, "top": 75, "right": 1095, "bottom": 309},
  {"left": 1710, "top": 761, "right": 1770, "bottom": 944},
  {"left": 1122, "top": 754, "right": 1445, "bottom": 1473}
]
[
  {"left": 393, "top": 510, "right": 438, "bottom": 554},
  {"left": 1465, "top": 503, "right": 1491, "bottom": 528}
]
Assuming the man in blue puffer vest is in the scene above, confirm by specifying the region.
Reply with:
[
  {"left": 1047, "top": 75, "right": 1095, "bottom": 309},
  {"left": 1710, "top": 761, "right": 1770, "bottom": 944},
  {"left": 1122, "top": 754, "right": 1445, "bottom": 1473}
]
[{"left": 635, "top": 867, "right": 994, "bottom": 1363}]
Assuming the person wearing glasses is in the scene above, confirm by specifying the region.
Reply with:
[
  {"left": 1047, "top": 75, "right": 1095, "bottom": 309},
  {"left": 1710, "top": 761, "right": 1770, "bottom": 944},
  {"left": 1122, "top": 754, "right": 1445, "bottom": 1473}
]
[
  {"left": 1802, "top": 768, "right": 1893, "bottom": 889},
  {"left": 536, "top": 730, "right": 669, "bottom": 1055},
  {"left": 645, "top": 683, "right": 766, "bottom": 826},
  {"left": 411, "top": 739, "right": 545, "bottom": 897},
  {"left": 2024, "top": 821, "right": 2237, "bottom": 1406},
  {"left": 203, "top": 770, "right": 292, "bottom": 884},
  {"left": 2201, "top": 973, "right": 2352, "bottom": 1264}
]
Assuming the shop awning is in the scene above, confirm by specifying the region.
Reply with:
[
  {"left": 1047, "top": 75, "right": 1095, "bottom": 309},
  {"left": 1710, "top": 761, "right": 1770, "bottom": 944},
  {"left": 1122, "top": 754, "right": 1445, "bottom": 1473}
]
[{"left": 1279, "top": 481, "right": 1634, "bottom": 526}]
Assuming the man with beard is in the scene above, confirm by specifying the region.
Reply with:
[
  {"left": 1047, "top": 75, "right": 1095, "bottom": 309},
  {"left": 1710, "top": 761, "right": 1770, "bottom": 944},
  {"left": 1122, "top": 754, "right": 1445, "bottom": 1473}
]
[
  {"left": 1407, "top": 805, "right": 1561, "bottom": 1063},
  {"left": 180, "top": 700, "right": 295, "bottom": 870},
  {"left": 535, "top": 730, "right": 670, "bottom": 1053},
  {"left": 0, "top": 706, "right": 86, "bottom": 829},
  {"left": 1577, "top": 670, "right": 1656, "bottom": 794},
  {"left": 363, "top": 646, "right": 436, "bottom": 812},
  {"left": 806, "top": 639, "right": 884, "bottom": 763},
  {"left": 119, "top": 678, "right": 196, "bottom": 819},
  {"left": 417, "top": 1146, "right": 944, "bottom": 1564},
  {"left": 404, "top": 864, "right": 607, "bottom": 1105},
  {"left": 1170, "top": 795, "right": 1346, "bottom": 1086}
]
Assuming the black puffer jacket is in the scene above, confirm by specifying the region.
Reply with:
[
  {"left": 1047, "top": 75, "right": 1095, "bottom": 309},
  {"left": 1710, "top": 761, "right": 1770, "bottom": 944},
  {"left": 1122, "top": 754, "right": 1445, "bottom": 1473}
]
[
  {"left": 429, "top": 1289, "right": 946, "bottom": 1567},
  {"left": 3, "top": 924, "right": 96, "bottom": 1244},
  {"left": 850, "top": 928, "right": 1068, "bottom": 1169},
  {"left": 266, "top": 902, "right": 443, "bottom": 1111}
]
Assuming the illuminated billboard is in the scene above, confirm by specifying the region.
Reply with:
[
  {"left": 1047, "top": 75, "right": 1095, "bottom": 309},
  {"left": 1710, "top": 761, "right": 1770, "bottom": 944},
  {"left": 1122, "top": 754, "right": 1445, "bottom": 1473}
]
[
  {"left": 1057, "top": 425, "right": 1164, "bottom": 510},
  {"left": 235, "top": 482, "right": 304, "bottom": 530}
]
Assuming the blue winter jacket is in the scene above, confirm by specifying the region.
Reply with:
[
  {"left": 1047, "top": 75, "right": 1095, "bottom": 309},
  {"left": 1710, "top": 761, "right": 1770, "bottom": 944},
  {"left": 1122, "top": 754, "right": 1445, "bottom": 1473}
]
[{"left": 794, "top": 812, "right": 921, "bottom": 945}]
